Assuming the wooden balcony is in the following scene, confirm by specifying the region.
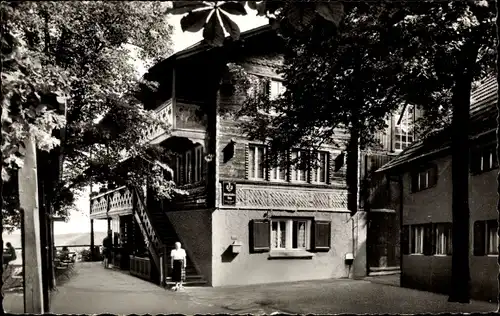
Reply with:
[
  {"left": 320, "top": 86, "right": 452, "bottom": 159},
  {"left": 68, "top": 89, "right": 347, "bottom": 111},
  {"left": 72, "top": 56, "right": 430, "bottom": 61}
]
[
  {"left": 90, "top": 186, "right": 133, "bottom": 220},
  {"left": 143, "top": 98, "right": 207, "bottom": 145}
]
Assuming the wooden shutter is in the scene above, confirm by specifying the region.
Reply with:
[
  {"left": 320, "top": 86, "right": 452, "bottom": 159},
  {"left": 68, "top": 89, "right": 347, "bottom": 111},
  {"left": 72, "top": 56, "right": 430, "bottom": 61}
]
[
  {"left": 179, "top": 154, "right": 185, "bottom": 185},
  {"left": 410, "top": 170, "right": 418, "bottom": 192},
  {"left": 473, "top": 221, "right": 486, "bottom": 256},
  {"left": 428, "top": 165, "right": 438, "bottom": 187},
  {"left": 245, "top": 144, "right": 250, "bottom": 179},
  {"left": 470, "top": 148, "right": 481, "bottom": 174},
  {"left": 313, "top": 220, "right": 331, "bottom": 251},
  {"left": 446, "top": 223, "right": 453, "bottom": 255},
  {"left": 402, "top": 225, "right": 410, "bottom": 255},
  {"left": 250, "top": 219, "right": 270, "bottom": 253},
  {"left": 423, "top": 223, "right": 433, "bottom": 255}
]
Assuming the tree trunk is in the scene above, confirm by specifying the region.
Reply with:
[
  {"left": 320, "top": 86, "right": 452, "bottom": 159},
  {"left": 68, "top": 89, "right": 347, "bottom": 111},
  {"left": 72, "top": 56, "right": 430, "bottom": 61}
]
[{"left": 448, "top": 76, "right": 473, "bottom": 303}]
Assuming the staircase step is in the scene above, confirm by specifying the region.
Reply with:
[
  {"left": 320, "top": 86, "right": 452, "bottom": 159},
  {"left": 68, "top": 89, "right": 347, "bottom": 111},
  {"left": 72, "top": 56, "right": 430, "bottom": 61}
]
[
  {"left": 370, "top": 266, "right": 400, "bottom": 272},
  {"left": 368, "top": 270, "right": 401, "bottom": 276}
]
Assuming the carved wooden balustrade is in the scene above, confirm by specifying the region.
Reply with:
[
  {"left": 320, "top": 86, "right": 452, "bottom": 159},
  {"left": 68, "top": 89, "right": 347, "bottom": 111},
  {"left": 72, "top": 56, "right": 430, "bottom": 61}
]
[
  {"left": 90, "top": 186, "right": 133, "bottom": 219},
  {"left": 143, "top": 99, "right": 173, "bottom": 144}
]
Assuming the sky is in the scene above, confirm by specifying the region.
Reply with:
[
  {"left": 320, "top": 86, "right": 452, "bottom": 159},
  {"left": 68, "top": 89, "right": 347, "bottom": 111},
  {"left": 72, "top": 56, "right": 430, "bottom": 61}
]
[{"left": 49, "top": 9, "right": 267, "bottom": 236}]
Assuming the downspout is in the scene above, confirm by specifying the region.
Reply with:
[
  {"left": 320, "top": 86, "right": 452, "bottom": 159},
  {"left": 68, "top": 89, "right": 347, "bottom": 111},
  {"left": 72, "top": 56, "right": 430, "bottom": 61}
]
[{"left": 398, "top": 173, "right": 404, "bottom": 287}]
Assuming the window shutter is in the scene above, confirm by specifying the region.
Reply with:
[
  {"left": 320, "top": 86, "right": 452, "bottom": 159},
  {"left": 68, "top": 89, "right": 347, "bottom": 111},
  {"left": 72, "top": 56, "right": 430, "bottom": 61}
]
[
  {"left": 470, "top": 148, "right": 481, "bottom": 174},
  {"left": 250, "top": 219, "right": 270, "bottom": 253},
  {"left": 428, "top": 165, "right": 438, "bottom": 187},
  {"left": 423, "top": 223, "right": 433, "bottom": 255},
  {"left": 430, "top": 223, "right": 436, "bottom": 255},
  {"left": 402, "top": 225, "right": 410, "bottom": 255},
  {"left": 411, "top": 171, "right": 418, "bottom": 192},
  {"left": 473, "top": 221, "right": 486, "bottom": 256},
  {"left": 313, "top": 220, "right": 331, "bottom": 251},
  {"left": 179, "top": 154, "right": 185, "bottom": 185},
  {"left": 265, "top": 79, "right": 271, "bottom": 99},
  {"left": 446, "top": 223, "right": 453, "bottom": 255},
  {"left": 245, "top": 144, "right": 250, "bottom": 179}
]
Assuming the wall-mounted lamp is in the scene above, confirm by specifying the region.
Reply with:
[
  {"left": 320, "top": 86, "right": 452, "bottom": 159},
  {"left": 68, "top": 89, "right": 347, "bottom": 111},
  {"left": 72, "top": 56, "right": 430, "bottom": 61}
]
[{"left": 223, "top": 139, "right": 236, "bottom": 163}]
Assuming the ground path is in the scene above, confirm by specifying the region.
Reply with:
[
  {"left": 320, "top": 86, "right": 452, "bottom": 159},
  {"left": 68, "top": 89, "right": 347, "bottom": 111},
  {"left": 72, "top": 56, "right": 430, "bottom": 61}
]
[{"left": 4, "top": 262, "right": 498, "bottom": 314}]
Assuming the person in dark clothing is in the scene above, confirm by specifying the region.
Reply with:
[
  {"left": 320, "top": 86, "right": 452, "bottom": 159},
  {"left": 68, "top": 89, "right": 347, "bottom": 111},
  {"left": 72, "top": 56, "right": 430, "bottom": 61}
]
[
  {"left": 102, "top": 231, "right": 113, "bottom": 269},
  {"left": 3, "top": 243, "right": 17, "bottom": 267}
]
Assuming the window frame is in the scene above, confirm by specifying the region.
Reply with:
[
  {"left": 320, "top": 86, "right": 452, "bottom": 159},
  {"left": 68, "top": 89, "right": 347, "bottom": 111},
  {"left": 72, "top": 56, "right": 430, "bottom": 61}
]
[
  {"left": 411, "top": 165, "right": 438, "bottom": 193},
  {"left": 270, "top": 218, "right": 312, "bottom": 251},
  {"left": 311, "top": 151, "right": 329, "bottom": 184},
  {"left": 410, "top": 225, "right": 425, "bottom": 255},
  {"left": 248, "top": 145, "right": 266, "bottom": 180},
  {"left": 471, "top": 145, "right": 499, "bottom": 174},
  {"left": 394, "top": 104, "right": 415, "bottom": 152},
  {"left": 290, "top": 150, "right": 308, "bottom": 183},
  {"left": 434, "top": 223, "right": 452, "bottom": 256},
  {"left": 486, "top": 220, "right": 498, "bottom": 255},
  {"left": 269, "top": 79, "right": 285, "bottom": 101}
]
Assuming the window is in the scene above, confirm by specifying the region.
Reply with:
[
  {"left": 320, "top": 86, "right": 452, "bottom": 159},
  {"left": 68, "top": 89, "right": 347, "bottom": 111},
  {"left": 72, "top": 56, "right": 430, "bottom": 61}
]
[
  {"left": 248, "top": 145, "right": 266, "bottom": 179},
  {"left": 290, "top": 150, "right": 307, "bottom": 182},
  {"left": 270, "top": 154, "right": 287, "bottom": 182},
  {"left": 435, "top": 223, "right": 452, "bottom": 255},
  {"left": 394, "top": 104, "right": 415, "bottom": 151},
  {"left": 311, "top": 152, "right": 329, "bottom": 184},
  {"left": 471, "top": 146, "right": 498, "bottom": 174},
  {"left": 269, "top": 80, "right": 285, "bottom": 100},
  {"left": 410, "top": 225, "right": 424, "bottom": 254},
  {"left": 411, "top": 165, "right": 438, "bottom": 192},
  {"left": 246, "top": 146, "right": 331, "bottom": 184},
  {"left": 194, "top": 146, "right": 203, "bottom": 182},
  {"left": 271, "top": 219, "right": 310, "bottom": 250},
  {"left": 474, "top": 220, "right": 498, "bottom": 256},
  {"left": 175, "top": 155, "right": 181, "bottom": 184},
  {"left": 185, "top": 151, "right": 192, "bottom": 183},
  {"left": 250, "top": 219, "right": 331, "bottom": 254}
]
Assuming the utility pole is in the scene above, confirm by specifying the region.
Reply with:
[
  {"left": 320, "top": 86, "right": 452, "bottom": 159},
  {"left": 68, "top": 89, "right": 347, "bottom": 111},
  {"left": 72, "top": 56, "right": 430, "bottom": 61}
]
[{"left": 18, "top": 135, "right": 44, "bottom": 314}]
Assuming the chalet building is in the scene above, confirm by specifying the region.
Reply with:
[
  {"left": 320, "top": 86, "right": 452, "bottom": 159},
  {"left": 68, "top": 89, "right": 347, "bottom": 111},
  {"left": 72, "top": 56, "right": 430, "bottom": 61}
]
[
  {"left": 376, "top": 76, "right": 498, "bottom": 302},
  {"left": 89, "top": 25, "right": 370, "bottom": 287}
]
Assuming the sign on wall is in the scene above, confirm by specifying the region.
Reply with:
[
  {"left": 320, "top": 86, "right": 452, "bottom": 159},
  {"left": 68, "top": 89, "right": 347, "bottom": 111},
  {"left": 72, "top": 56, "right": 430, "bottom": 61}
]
[{"left": 222, "top": 181, "right": 236, "bottom": 206}]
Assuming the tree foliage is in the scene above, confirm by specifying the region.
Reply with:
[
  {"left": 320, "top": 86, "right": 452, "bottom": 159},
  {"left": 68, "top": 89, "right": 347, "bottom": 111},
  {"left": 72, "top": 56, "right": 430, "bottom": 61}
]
[
  {"left": 168, "top": 1, "right": 344, "bottom": 46},
  {"left": 1, "top": 1, "right": 178, "bottom": 228}
]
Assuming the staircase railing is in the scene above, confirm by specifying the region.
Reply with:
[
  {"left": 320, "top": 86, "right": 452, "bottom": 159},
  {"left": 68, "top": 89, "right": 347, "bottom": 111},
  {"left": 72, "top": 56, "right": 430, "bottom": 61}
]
[{"left": 131, "top": 185, "right": 166, "bottom": 284}]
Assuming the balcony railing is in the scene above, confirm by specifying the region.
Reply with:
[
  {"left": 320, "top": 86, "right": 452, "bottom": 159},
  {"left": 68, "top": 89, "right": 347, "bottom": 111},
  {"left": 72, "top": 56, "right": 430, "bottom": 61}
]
[
  {"left": 90, "top": 186, "right": 133, "bottom": 219},
  {"left": 143, "top": 99, "right": 173, "bottom": 143}
]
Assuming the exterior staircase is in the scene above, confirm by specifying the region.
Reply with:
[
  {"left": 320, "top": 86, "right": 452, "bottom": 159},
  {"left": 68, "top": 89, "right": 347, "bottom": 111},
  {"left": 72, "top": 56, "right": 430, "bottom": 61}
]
[{"left": 132, "top": 186, "right": 207, "bottom": 287}]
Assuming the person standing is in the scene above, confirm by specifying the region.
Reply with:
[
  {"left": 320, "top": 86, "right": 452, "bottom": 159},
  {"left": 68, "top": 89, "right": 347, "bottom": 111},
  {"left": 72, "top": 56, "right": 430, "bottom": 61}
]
[
  {"left": 170, "top": 242, "right": 186, "bottom": 291},
  {"left": 102, "top": 231, "right": 113, "bottom": 269},
  {"left": 3, "top": 242, "right": 17, "bottom": 268}
]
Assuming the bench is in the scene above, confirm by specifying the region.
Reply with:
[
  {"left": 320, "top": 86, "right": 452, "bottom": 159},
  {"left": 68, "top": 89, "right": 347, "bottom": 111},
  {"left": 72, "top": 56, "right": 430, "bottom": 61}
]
[{"left": 54, "top": 258, "right": 76, "bottom": 281}]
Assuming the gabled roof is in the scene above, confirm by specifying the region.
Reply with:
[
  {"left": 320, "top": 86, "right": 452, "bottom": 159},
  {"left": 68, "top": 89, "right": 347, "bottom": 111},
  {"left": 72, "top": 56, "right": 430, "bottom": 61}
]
[
  {"left": 144, "top": 24, "right": 273, "bottom": 82},
  {"left": 377, "top": 76, "right": 498, "bottom": 173}
]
